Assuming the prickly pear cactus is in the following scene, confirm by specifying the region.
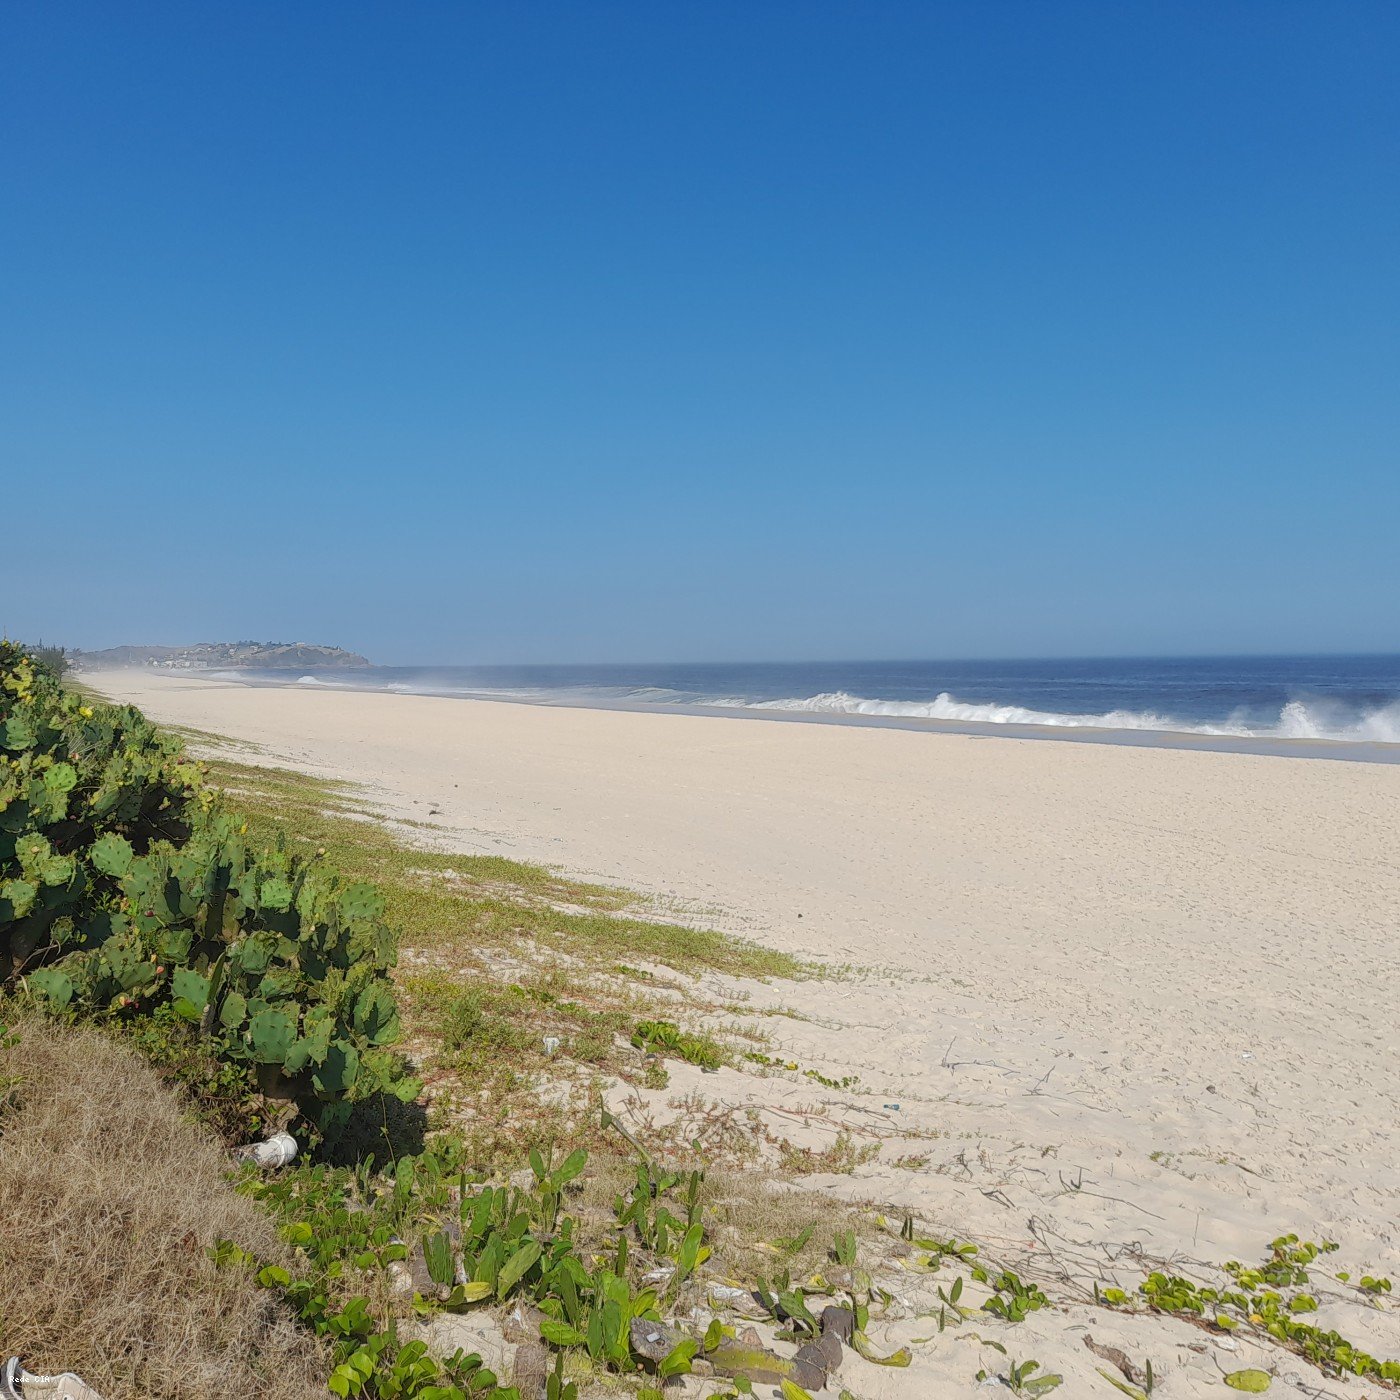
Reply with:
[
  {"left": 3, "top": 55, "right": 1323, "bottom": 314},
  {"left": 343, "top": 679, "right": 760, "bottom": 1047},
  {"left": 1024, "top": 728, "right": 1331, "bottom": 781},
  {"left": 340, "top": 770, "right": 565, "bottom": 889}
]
[
  {"left": 1, "top": 639, "right": 203, "bottom": 977},
  {"left": 1, "top": 641, "right": 418, "bottom": 1137}
]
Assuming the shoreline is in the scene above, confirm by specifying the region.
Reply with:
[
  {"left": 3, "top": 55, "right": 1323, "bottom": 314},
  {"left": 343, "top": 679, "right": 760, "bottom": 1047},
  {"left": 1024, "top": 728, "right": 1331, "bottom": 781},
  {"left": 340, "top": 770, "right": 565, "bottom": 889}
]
[{"left": 77, "top": 664, "right": 1400, "bottom": 764}]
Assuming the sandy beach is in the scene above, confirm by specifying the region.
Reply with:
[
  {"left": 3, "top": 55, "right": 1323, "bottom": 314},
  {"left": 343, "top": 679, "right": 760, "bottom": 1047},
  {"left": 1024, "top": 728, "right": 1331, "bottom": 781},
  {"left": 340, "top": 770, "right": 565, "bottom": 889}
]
[{"left": 87, "top": 669, "right": 1400, "bottom": 1394}]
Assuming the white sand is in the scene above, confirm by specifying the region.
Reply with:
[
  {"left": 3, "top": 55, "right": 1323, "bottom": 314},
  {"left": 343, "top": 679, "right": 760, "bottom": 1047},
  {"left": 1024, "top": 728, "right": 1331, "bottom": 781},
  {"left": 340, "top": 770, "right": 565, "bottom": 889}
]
[{"left": 87, "top": 670, "right": 1400, "bottom": 1396}]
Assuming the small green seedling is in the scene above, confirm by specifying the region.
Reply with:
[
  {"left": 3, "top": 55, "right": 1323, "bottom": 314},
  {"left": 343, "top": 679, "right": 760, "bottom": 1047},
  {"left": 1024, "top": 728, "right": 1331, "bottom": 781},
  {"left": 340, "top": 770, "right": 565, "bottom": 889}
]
[{"left": 977, "top": 1357, "right": 1063, "bottom": 1395}]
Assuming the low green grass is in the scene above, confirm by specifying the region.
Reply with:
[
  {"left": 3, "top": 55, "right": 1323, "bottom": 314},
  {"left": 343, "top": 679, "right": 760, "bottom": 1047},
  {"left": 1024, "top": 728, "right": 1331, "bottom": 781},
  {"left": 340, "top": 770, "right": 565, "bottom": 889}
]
[
  {"left": 206, "top": 756, "right": 807, "bottom": 981},
  {"left": 406, "top": 969, "right": 634, "bottom": 1077}
]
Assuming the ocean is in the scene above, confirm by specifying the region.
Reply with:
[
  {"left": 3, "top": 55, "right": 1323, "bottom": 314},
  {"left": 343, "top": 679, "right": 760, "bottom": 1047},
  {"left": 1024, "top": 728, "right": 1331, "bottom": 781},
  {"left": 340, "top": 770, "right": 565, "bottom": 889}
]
[{"left": 226, "top": 654, "right": 1400, "bottom": 755}]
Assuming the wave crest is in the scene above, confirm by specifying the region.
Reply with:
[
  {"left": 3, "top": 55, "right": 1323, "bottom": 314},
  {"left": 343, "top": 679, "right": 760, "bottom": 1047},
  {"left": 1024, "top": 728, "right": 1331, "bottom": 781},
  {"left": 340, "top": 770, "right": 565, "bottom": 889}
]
[{"left": 712, "top": 690, "right": 1400, "bottom": 742}]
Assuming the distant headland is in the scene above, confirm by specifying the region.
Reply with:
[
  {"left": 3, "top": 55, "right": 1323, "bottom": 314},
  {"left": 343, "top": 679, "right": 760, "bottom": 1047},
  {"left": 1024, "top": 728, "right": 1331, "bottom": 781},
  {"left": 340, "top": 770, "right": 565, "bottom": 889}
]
[{"left": 72, "top": 641, "right": 371, "bottom": 670}]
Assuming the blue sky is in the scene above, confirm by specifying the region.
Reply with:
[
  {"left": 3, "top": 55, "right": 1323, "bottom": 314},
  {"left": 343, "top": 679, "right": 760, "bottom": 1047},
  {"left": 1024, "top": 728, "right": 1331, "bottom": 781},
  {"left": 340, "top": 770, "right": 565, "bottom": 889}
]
[{"left": 3, "top": 2, "right": 1397, "bottom": 664}]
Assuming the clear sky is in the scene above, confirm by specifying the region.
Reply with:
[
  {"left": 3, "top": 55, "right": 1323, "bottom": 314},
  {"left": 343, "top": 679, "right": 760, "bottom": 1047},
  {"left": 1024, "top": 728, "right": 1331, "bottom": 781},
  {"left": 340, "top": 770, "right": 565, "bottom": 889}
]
[{"left": 3, "top": 2, "right": 1397, "bottom": 664}]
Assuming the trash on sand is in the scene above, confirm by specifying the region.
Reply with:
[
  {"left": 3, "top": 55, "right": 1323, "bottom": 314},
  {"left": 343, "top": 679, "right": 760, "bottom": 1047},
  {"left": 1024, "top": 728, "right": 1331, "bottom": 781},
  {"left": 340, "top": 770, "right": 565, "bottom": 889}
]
[
  {"left": 706, "top": 1283, "right": 755, "bottom": 1307},
  {"left": 542, "top": 1035, "right": 561, "bottom": 1056},
  {"left": 234, "top": 1131, "right": 299, "bottom": 1170},
  {"left": 2, "top": 1357, "right": 107, "bottom": 1400}
]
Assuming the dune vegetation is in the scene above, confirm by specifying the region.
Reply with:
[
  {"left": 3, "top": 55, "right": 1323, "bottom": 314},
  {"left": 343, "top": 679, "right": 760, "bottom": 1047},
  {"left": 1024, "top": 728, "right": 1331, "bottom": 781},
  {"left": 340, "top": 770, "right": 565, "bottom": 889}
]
[{"left": 0, "top": 642, "right": 859, "bottom": 1399}]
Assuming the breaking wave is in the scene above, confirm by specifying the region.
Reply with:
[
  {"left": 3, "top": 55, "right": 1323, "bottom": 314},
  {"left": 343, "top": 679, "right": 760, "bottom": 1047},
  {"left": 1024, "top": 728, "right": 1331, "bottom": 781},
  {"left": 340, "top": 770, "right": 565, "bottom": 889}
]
[
  {"left": 221, "top": 667, "right": 1400, "bottom": 747},
  {"left": 709, "top": 691, "right": 1400, "bottom": 743}
]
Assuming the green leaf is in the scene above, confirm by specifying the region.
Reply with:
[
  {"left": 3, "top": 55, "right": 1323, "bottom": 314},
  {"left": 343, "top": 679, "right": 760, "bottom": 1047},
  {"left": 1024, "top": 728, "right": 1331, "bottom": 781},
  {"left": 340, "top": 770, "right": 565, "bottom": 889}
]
[
  {"left": 1, "top": 878, "right": 37, "bottom": 919},
  {"left": 283, "top": 1037, "right": 313, "bottom": 1075},
  {"left": 15, "top": 834, "right": 51, "bottom": 869},
  {"left": 773, "top": 1223, "right": 815, "bottom": 1256},
  {"left": 677, "top": 1222, "right": 706, "bottom": 1275},
  {"left": 90, "top": 833, "right": 135, "bottom": 877},
  {"left": 443, "top": 1281, "right": 493, "bottom": 1307},
  {"left": 42, "top": 762, "right": 77, "bottom": 795},
  {"left": 354, "top": 983, "right": 401, "bottom": 1045},
  {"left": 659, "top": 1338, "right": 698, "bottom": 1379},
  {"left": 780, "top": 1381, "right": 816, "bottom": 1400},
  {"left": 219, "top": 990, "right": 248, "bottom": 1030},
  {"left": 249, "top": 1007, "right": 296, "bottom": 1064},
  {"left": 339, "top": 882, "right": 384, "bottom": 923},
  {"left": 158, "top": 925, "right": 194, "bottom": 964},
  {"left": 497, "top": 1239, "right": 542, "bottom": 1299},
  {"left": 554, "top": 1147, "right": 588, "bottom": 1186},
  {"left": 312, "top": 1042, "right": 360, "bottom": 1095},
  {"left": 424, "top": 1229, "right": 455, "bottom": 1286},
  {"left": 1096, "top": 1369, "right": 1148, "bottom": 1400},
  {"left": 238, "top": 937, "right": 272, "bottom": 973},
  {"left": 852, "top": 1330, "right": 912, "bottom": 1366},
  {"left": 171, "top": 967, "right": 210, "bottom": 1011},
  {"left": 779, "top": 1290, "right": 819, "bottom": 1335},
  {"left": 38, "top": 852, "right": 76, "bottom": 886},
  {"left": 260, "top": 877, "right": 294, "bottom": 911},
  {"left": 1224, "top": 1371, "right": 1272, "bottom": 1393},
  {"left": 28, "top": 967, "right": 73, "bottom": 1008},
  {"left": 257, "top": 1264, "right": 291, "bottom": 1288},
  {"left": 540, "top": 1320, "right": 586, "bottom": 1347},
  {"left": 0, "top": 713, "right": 37, "bottom": 751}
]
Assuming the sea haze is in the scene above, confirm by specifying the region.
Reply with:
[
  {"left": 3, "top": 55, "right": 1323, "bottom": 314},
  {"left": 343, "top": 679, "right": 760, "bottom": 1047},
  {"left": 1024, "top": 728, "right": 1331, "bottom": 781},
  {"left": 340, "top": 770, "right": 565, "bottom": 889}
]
[{"left": 219, "top": 655, "right": 1400, "bottom": 754}]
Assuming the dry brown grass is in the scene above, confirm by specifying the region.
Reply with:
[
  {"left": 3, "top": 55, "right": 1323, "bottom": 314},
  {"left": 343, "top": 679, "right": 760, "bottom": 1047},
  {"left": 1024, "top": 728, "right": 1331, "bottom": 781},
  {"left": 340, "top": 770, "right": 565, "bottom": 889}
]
[{"left": 0, "top": 1014, "right": 327, "bottom": 1400}]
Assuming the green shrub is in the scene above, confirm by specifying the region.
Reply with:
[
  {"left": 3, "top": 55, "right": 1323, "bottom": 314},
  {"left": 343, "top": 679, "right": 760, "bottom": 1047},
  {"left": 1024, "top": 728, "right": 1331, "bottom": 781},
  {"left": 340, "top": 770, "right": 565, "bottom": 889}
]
[
  {"left": 0, "top": 640, "right": 417, "bottom": 1139},
  {"left": 630, "top": 1018, "right": 727, "bottom": 1070},
  {"left": 440, "top": 986, "right": 533, "bottom": 1073},
  {"left": 1, "top": 639, "right": 202, "bottom": 977}
]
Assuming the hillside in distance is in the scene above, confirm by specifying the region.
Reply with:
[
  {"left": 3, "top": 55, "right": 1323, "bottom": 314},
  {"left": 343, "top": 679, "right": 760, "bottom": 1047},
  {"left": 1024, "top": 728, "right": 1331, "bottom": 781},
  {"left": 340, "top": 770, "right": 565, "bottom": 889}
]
[{"left": 73, "top": 641, "right": 371, "bottom": 670}]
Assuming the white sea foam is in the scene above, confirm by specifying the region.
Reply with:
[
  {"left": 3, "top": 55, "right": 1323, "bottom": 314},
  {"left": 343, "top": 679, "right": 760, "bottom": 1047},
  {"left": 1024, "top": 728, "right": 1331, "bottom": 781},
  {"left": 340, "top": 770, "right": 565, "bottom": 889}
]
[
  {"left": 1271, "top": 697, "right": 1400, "bottom": 742},
  {"left": 251, "top": 670, "right": 1400, "bottom": 745},
  {"left": 385, "top": 681, "right": 558, "bottom": 701},
  {"left": 710, "top": 690, "right": 1400, "bottom": 743}
]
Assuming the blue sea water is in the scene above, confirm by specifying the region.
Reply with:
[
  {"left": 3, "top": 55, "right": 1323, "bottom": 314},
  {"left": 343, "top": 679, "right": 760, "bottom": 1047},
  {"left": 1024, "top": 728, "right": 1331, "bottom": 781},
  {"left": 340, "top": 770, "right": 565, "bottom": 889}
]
[{"left": 257, "top": 654, "right": 1400, "bottom": 748}]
